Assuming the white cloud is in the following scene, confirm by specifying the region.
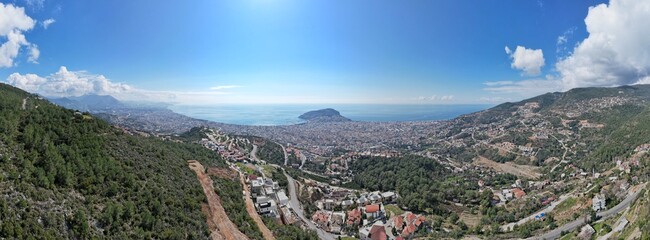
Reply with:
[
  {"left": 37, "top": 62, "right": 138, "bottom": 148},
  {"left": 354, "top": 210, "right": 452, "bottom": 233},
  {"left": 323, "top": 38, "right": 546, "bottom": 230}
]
[
  {"left": 557, "top": 0, "right": 650, "bottom": 90},
  {"left": 42, "top": 18, "right": 55, "bottom": 29},
  {"left": 505, "top": 45, "right": 545, "bottom": 76},
  {"left": 23, "top": 0, "right": 45, "bottom": 11},
  {"left": 483, "top": 77, "right": 562, "bottom": 96},
  {"left": 6, "top": 67, "right": 236, "bottom": 104},
  {"left": 27, "top": 44, "right": 39, "bottom": 63},
  {"left": 209, "top": 85, "right": 241, "bottom": 90},
  {"left": 479, "top": 96, "right": 513, "bottom": 103},
  {"left": 413, "top": 95, "right": 454, "bottom": 102},
  {"left": 483, "top": 81, "right": 513, "bottom": 86},
  {"left": 0, "top": 3, "right": 37, "bottom": 67},
  {"left": 8, "top": 66, "right": 133, "bottom": 97}
]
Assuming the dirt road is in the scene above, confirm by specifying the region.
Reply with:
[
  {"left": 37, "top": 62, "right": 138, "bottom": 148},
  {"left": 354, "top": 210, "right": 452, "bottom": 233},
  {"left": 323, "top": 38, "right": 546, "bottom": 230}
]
[
  {"left": 238, "top": 171, "right": 276, "bottom": 240},
  {"left": 188, "top": 160, "right": 249, "bottom": 240},
  {"left": 475, "top": 156, "right": 541, "bottom": 179}
]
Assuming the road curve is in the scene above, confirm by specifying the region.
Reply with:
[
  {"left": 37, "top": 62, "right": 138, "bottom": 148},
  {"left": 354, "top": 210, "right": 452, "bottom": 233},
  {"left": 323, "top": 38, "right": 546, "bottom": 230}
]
[
  {"left": 532, "top": 183, "right": 645, "bottom": 240},
  {"left": 279, "top": 166, "right": 335, "bottom": 240}
]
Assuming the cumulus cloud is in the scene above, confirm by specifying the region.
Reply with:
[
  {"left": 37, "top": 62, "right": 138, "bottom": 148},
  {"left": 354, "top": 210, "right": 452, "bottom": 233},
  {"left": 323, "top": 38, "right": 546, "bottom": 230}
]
[
  {"left": 0, "top": 3, "right": 38, "bottom": 67},
  {"left": 8, "top": 66, "right": 133, "bottom": 97},
  {"left": 556, "top": 0, "right": 650, "bottom": 90},
  {"left": 42, "top": 18, "right": 55, "bottom": 29},
  {"left": 505, "top": 45, "right": 545, "bottom": 76},
  {"left": 6, "top": 67, "right": 235, "bottom": 104}
]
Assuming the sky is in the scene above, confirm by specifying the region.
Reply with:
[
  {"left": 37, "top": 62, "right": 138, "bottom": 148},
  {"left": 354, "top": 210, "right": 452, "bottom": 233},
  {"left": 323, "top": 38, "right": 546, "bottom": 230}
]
[{"left": 1, "top": 0, "right": 649, "bottom": 105}]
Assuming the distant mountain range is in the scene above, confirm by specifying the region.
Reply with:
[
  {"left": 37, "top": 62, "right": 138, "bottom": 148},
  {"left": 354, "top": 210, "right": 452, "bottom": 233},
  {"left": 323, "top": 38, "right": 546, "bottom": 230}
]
[{"left": 49, "top": 94, "right": 126, "bottom": 112}]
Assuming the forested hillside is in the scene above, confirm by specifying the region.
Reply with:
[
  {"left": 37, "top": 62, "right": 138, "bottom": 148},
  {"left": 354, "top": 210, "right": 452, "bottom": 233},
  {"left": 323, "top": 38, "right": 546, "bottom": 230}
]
[{"left": 0, "top": 84, "right": 225, "bottom": 238}]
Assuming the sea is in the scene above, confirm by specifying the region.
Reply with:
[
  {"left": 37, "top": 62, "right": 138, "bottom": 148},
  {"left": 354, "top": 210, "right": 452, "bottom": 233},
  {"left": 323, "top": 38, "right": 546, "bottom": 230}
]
[{"left": 168, "top": 104, "right": 493, "bottom": 126}]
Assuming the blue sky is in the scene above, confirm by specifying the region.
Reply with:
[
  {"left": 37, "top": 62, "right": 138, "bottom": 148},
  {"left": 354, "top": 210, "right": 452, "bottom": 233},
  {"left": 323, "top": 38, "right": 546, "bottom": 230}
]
[{"left": 4, "top": 0, "right": 650, "bottom": 104}]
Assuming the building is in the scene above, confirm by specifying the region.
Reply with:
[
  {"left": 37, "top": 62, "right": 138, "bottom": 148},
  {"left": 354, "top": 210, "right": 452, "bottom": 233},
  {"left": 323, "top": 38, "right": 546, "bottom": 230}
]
[
  {"left": 512, "top": 188, "right": 526, "bottom": 199},
  {"left": 341, "top": 199, "right": 354, "bottom": 209},
  {"left": 347, "top": 208, "right": 362, "bottom": 225},
  {"left": 593, "top": 194, "right": 607, "bottom": 212},
  {"left": 381, "top": 192, "right": 397, "bottom": 203},
  {"left": 324, "top": 199, "right": 336, "bottom": 210},
  {"left": 356, "top": 196, "right": 369, "bottom": 206},
  {"left": 311, "top": 210, "right": 331, "bottom": 228},
  {"left": 365, "top": 204, "right": 381, "bottom": 219},
  {"left": 256, "top": 196, "right": 279, "bottom": 218},
  {"left": 277, "top": 191, "right": 289, "bottom": 206}
]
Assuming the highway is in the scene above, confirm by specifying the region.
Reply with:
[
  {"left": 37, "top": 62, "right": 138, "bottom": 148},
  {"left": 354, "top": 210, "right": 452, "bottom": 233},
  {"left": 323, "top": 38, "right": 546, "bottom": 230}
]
[{"left": 532, "top": 183, "right": 645, "bottom": 240}]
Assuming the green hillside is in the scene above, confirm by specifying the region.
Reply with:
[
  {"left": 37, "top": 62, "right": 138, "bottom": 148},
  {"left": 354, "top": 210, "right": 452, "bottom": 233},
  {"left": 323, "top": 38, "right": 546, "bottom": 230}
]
[{"left": 0, "top": 84, "right": 225, "bottom": 239}]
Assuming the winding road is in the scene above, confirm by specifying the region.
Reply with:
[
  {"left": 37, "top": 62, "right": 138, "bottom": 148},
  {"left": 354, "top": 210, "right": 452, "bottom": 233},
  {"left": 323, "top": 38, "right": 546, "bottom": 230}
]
[
  {"left": 279, "top": 166, "right": 335, "bottom": 240},
  {"left": 532, "top": 183, "right": 645, "bottom": 240}
]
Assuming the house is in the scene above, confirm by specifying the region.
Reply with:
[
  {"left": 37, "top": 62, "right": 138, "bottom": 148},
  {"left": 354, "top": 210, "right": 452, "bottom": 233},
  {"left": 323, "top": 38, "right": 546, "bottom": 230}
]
[
  {"left": 368, "top": 224, "right": 387, "bottom": 240},
  {"left": 394, "top": 215, "right": 404, "bottom": 230},
  {"left": 357, "top": 196, "right": 369, "bottom": 206},
  {"left": 276, "top": 191, "right": 289, "bottom": 206},
  {"left": 324, "top": 199, "right": 336, "bottom": 210},
  {"left": 329, "top": 212, "right": 345, "bottom": 234},
  {"left": 512, "top": 188, "right": 526, "bottom": 199},
  {"left": 593, "top": 194, "right": 606, "bottom": 212},
  {"left": 365, "top": 204, "right": 381, "bottom": 219},
  {"left": 251, "top": 179, "right": 264, "bottom": 196},
  {"left": 311, "top": 211, "right": 331, "bottom": 228},
  {"left": 256, "top": 196, "right": 278, "bottom": 218},
  {"left": 279, "top": 206, "right": 297, "bottom": 225},
  {"left": 381, "top": 192, "right": 397, "bottom": 203},
  {"left": 368, "top": 192, "right": 382, "bottom": 203},
  {"left": 341, "top": 200, "right": 354, "bottom": 209},
  {"left": 578, "top": 224, "right": 595, "bottom": 239},
  {"left": 347, "top": 208, "right": 362, "bottom": 225},
  {"left": 398, "top": 212, "right": 427, "bottom": 238}
]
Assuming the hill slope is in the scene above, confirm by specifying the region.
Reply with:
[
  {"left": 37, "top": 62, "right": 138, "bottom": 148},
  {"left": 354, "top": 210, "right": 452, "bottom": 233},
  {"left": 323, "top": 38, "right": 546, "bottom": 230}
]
[
  {"left": 0, "top": 84, "right": 227, "bottom": 239},
  {"left": 437, "top": 84, "right": 650, "bottom": 172},
  {"left": 298, "top": 108, "right": 351, "bottom": 123}
]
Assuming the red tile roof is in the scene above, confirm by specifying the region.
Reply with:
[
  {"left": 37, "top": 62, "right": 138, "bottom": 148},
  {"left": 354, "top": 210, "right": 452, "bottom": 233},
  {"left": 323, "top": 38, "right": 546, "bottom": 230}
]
[
  {"left": 512, "top": 188, "right": 526, "bottom": 199},
  {"left": 394, "top": 216, "right": 404, "bottom": 230},
  {"left": 370, "top": 225, "right": 387, "bottom": 240},
  {"left": 406, "top": 212, "right": 416, "bottom": 222},
  {"left": 366, "top": 204, "right": 380, "bottom": 213},
  {"left": 347, "top": 209, "right": 362, "bottom": 225}
]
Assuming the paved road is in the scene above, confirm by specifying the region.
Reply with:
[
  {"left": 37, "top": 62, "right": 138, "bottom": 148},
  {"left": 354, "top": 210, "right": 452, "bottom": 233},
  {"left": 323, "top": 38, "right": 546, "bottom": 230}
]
[
  {"left": 281, "top": 168, "right": 335, "bottom": 240},
  {"left": 279, "top": 144, "right": 288, "bottom": 166},
  {"left": 533, "top": 183, "right": 645, "bottom": 240},
  {"left": 501, "top": 193, "right": 573, "bottom": 231}
]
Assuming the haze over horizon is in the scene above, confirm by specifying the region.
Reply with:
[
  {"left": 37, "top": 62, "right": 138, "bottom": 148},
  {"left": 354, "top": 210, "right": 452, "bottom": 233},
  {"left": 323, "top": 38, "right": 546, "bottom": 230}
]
[{"left": 1, "top": 0, "right": 650, "bottom": 105}]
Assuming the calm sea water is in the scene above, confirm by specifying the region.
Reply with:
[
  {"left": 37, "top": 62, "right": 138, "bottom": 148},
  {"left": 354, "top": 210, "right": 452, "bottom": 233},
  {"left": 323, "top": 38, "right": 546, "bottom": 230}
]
[{"left": 168, "top": 104, "right": 492, "bottom": 126}]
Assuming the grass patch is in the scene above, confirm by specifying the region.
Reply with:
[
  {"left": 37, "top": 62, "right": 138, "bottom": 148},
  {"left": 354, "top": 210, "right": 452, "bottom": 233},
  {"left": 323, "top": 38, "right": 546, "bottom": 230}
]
[
  {"left": 341, "top": 237, "right": 358, "bottom": 240},
  {"left": 554, "top": 197, "right": 577, "bottom": 213},
  {"left": 236, "top": 162, "right": 256, "bottom": 175},
  {"left": 385, "top": 204, "right": 405, "bottom": 216}
]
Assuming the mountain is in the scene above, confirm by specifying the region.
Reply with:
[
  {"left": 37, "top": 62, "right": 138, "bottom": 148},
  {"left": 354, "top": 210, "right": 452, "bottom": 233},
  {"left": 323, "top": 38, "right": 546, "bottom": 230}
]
[
  {"left": 435, "top": 84, "right": 650, "bottom": 172},
  {"left": 298, "top": 108, "right": 351, "bottom": 123},
  {"left": 0, "top": 84, "right": 231, "bottom": 238},
  {"left": 50, "top": 94, "right": 126, "bottom": 112}
]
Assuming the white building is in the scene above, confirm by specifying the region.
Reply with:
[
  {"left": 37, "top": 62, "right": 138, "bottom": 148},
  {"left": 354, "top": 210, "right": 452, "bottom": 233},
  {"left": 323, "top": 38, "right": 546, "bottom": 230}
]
[
  {"left": 592, "top": 194, "right": 606, "bottom": 212},
  {"left": 277, "top": 191, "right": 289, "bottom": 206}
]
